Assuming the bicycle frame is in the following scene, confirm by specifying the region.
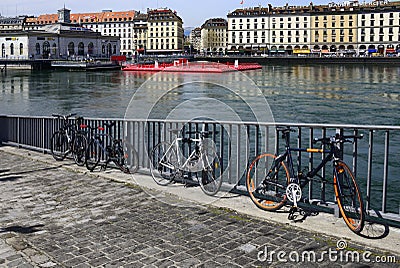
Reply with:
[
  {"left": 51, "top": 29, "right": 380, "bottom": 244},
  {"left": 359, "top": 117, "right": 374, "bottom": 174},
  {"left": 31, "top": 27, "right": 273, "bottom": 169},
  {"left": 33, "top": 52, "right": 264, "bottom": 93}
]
[
  {"left": 92, "top": 132, "right": 117, "bottom": 159},
  {"left": 278, "top": 133, "right": 340, "bottom": 185},
  {"left": 159, "top": 136, "right": 204, "bottom": 172}
]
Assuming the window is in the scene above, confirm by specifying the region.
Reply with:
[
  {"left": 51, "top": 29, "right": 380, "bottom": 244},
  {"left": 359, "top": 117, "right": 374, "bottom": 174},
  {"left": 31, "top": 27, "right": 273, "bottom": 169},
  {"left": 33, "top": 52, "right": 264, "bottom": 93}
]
[
  {"left": 35, "top": 43, "right": 40, "bottom": 55},
  {"left": 78, "top": 42, "right": 84, "bottom": 56},
  {"left": 68, "top": 42, "right": 74, "bottom": 56},
  {"left": 43, "top": 41, "right": 50, "bottom": 57},
  {"left": 10, "top": 44, "right": 14, "bottom": 55},
  {"left": 19, "top": 43, "right": 23, "bottom": 55}
]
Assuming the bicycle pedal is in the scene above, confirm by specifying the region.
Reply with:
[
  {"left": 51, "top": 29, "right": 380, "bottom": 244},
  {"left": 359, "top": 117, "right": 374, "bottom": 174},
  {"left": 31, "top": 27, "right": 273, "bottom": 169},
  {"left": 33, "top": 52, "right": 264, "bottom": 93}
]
[{"left": 288, "top": 207, "right": 299, "bottom": 221}]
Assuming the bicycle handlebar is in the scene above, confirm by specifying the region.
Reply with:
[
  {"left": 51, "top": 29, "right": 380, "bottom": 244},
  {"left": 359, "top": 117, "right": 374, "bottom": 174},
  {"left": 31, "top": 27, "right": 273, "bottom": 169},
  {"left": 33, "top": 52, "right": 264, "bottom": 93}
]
[
  {"left": 52, "top": 113, "right": 77, "bottom": 120},
  {"left": 185, "top": 130, "right": 219, "bottom": 137},
  {"left": 313, "top": 133, "right": 363, "bottom": 145},
  {"left": 276, "top": 126, "right": 296, "bottom": 133},
  {"left": 103, "top": 121, "right": 116, "bottom": 129}
]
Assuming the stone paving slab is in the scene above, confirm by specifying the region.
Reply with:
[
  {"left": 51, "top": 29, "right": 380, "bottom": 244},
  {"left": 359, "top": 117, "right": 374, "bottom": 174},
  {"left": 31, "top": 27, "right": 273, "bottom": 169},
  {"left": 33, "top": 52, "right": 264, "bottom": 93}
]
[{"left": 0, "top": 147, "right": 399, "bottom": 267}]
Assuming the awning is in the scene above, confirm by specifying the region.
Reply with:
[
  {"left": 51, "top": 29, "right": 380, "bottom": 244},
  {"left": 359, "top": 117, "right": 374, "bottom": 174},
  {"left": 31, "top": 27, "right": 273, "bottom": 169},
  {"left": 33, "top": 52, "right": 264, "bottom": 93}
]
[
  {"left": 386, "top": 48, "right": 396, "bottom": 53},
  {"left": 137, "top": 48, "right": 145, "bottom": 52},
  {"left": 294, "top": 49, "right": 311, "bottom": 54},
  {"left": 368, "top": 49, "right": 377, "bottom": 53}
]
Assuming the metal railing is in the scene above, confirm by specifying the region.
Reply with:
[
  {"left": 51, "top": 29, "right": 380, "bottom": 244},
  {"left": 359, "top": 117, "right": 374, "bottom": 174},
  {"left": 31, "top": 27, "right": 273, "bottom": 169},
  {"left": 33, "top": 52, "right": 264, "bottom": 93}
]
[{"left": 1, "top": 114, "right": 399, "bottom": 225}]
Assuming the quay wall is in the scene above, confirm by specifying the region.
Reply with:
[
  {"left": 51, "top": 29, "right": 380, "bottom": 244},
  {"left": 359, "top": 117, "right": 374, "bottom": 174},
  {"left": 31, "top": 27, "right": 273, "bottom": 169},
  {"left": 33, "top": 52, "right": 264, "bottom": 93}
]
[{"left": 194, "top": 56, "right": 400, "bottom": 65}]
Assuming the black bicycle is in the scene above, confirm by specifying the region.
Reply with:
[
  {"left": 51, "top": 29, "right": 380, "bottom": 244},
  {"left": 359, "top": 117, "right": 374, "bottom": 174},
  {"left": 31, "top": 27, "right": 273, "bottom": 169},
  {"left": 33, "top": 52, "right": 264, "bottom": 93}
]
[
  {"left": 85, "top": 122, "right": 138, "bottom": 174},
  {"left": 50, "top": 113, "right": 87, "bottom": 166},
  {"left": 246, "top": 126, "right": 365, "bottom": 234}
]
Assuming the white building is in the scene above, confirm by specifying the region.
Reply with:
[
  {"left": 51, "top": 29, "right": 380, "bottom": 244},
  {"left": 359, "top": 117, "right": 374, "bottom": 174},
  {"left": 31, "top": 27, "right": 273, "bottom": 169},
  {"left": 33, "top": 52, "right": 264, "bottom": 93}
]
[{"left": 0, "top": 7, "right": 120, "bottom": 59}]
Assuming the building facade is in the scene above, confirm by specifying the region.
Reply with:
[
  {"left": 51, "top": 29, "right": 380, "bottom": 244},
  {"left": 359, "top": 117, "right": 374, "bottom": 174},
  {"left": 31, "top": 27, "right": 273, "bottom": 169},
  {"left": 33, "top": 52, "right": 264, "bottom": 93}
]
[
  {"left": 190, "top": 27, "right": 201, "bottom": 53},
  {"left": 227, "top": 0, "right": 400, "bottom": 56},
  {"left": 23, "top": 7, "right": 185, "bottom": 56},
  {"left": 200, "top": 18, "right": 228, "bottom": 54},
  {"left": 146, "top": 8, "right": 184, "bottom": 54},
  {"left": 0, "top": 8, "right": 120, "bottom": 59}
]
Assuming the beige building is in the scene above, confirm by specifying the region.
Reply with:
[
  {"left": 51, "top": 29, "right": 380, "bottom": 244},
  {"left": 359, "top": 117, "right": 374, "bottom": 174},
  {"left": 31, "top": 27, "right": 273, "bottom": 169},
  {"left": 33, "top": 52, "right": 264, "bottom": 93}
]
[
  {"left": 311, "top": 3, "right": 358, "bottom": 55},
  {"left": 132, "top": 13, "right": 148, "bottom": 55},
  {"left": 228, "top": 0, "right": 400, "bottom": 56},
  {"left": 146, "top": 8, "right": 184, "bottom": 54},
  {"left": 200, "top": 18, "right": 227, "bottom": 54}
]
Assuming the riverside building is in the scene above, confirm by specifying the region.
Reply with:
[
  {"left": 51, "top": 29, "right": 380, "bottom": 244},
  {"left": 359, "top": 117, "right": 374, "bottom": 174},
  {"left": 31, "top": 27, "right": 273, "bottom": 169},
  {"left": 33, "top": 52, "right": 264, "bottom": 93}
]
[
  {"left": 200, "top": 18, "right": 228, "bottom": 55},
  {"left": 146, "top": 8, "right": 184, "bottom": 54},
  {"left": 19, "top": 7, "right": 185, "bottom": 57},
  {"left": 0, "top": 7, "right": 120, "bottom": 59},
  {"left": 189, "top": 27, "right": 201, "bottom": 54},
  {"left": 227, "top": 0, "right": 400, "bottom": 56}
]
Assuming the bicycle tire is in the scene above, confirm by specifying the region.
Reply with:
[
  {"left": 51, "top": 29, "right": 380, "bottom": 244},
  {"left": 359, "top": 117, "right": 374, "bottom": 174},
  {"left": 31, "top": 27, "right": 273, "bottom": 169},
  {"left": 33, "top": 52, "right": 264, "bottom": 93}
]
[
  {"left": 72, "top": 133, "right": 87, "bottom": 166},
  {"left": 150, "top": 142, "right": 177, "bottom": 185},
  {"left": 197, "top": 148, "right": 222, "bottom": 196},
  {"left": 121, "top": 142, "right": 139, "bottom": 174},
  {"left": 85, "top": 139, "right": 102, "bottom": 172},
  {"left": 50, "top": 131, "right": 69, "bottom": 161},
  {"left": 333, "top": 161, "right": 365, "bottom": 233},
  {"left": 246, "top": 153, "right": 290, "bottom": 211}
]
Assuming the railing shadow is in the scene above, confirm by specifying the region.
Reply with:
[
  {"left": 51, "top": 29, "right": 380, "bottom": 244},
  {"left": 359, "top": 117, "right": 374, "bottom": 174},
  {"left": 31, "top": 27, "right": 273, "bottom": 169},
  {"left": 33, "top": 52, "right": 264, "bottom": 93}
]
[
  {"left": 0, "top": 175, "right": 23, "bottom": 182},
  {"left": 0, "top": 224, "right": 45, "bottom": 234},
  {"left": 0, "top": 165, "right": 62, "bottom": 179}
]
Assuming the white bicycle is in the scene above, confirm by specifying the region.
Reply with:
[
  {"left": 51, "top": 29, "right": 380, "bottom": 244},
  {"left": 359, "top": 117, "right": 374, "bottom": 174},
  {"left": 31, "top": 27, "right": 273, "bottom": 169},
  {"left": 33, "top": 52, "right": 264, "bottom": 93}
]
[{"left": 149, "top": 129, "right": 222, "bottom": 196}]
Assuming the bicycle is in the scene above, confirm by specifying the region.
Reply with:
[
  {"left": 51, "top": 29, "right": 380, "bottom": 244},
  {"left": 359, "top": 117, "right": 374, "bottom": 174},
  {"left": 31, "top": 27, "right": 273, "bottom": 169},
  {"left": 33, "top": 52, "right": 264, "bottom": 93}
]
[
  {"left": 50, "top": 113, "right": 87, "bottom": 166},
  {"left": 246, "top": 126, "right": 365, "bottom": 234},
  {"left": 85, "top": 121, "right": 138, "bottom": 174},
  {"left": 150, "top": 129, "right": 222, "bottom": 196}
]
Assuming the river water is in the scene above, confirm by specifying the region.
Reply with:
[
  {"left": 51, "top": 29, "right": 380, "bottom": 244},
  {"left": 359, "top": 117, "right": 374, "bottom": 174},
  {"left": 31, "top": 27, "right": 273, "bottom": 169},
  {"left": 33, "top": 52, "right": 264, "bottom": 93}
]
[{"left": 1, "top": 64, "right": 400, "bottom": 126}]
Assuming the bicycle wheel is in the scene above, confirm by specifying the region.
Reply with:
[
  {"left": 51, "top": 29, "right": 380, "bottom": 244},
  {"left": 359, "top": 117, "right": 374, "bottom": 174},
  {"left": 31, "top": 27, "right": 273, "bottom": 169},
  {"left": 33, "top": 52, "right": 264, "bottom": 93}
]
[
  {"left": 72, "top": 133, "right": 87, "bottom": 166},
  {"left": 246, "top": 153, "right": 290, "bottom": 211},
  {"left": 333, "top": 161, "right": 365, "bottom": 233},
  {"left": 50, "top": 131, "right": 69, "bottom": 161},
  {"left": 121, "top": 142, "right": 139, "bottom": 174},
  {"left": 150, "top": 142, "right": 177, "bottom": 185},
  {"left": 85, "top": 139, "right": 102, "bottom": 172},
  {"left": 197, "top": 148, "right": 222, "bottom": 196}
]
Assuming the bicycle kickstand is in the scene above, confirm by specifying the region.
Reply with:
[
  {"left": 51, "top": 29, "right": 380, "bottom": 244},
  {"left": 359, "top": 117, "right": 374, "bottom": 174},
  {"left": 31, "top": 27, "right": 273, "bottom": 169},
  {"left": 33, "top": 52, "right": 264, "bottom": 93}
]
[{"left": 288, "top": 206, "right": 300, "bottom": 221}]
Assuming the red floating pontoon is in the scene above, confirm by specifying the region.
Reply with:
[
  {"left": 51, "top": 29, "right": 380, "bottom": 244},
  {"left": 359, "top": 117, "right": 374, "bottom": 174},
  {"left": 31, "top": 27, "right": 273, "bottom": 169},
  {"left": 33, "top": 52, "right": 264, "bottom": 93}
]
[{"left": 122, "top": 59, "right": 262, "bottom": 73}]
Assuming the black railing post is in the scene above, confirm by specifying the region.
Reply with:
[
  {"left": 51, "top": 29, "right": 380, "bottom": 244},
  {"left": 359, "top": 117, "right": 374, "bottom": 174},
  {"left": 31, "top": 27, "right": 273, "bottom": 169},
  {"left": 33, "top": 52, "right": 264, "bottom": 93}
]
[{"left": 0, "top": 115, "right": 8, "bottom": 145}]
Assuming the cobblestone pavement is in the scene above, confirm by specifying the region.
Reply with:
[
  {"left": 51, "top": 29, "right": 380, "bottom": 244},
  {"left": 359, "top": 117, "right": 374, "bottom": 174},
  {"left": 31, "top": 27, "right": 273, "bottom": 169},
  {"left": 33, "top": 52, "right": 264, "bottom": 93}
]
[{"left": 0, "top": 149, "right": 399, "bottom": 267}]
